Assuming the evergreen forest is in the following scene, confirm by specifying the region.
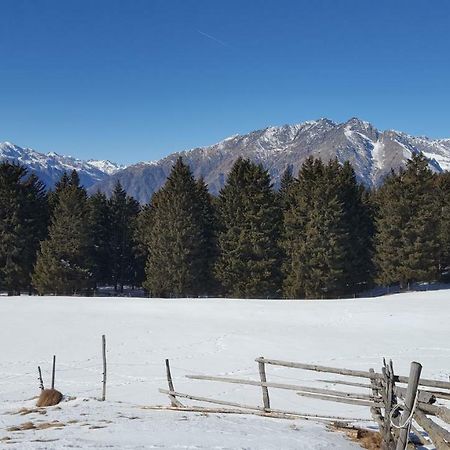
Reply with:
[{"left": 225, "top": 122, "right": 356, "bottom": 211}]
[{"left": 1, "top": 153, "right": 448, "bottom": 298}]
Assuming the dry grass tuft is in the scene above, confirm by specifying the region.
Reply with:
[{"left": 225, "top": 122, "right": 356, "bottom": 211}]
[
  {"left": 329, "top": 423, "right": 381, "bottom": 450},
  {"left": 354, "top": 429, "right": 382, "bottom": 450},
  {"left": 7, "top": 420, "right": 65, "bottom": 432},
  {"left": 14, "top": 407, "right": 47, "bottom": 416},
  {"left": 36, "top": 389, "right": 63, "bottom": 407},
  {"left": 7, "top": 421, "right": 36, "bottom": 431},
  {"left": 36, "top": 421, "right": 65, "bottom": 430}
]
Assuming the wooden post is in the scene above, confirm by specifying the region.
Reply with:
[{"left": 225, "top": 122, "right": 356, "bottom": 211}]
[
  {"left": 38, "top": 366, "right": 44, "bottom": 390},
  {"left": 395, "top": 362, "right": 422, "bottom": 450},
  {"left": 388, "top": 360, "right": 401, "bottom": 440},
  {"left": 258, "top": 357, "right": 270, "bottom": 411},
  {"left": 369, "top": 368, "right": 384, "bottom": 432},
  {"left": 381, "top": 361, "right": 394, "bottom": 449},
  {"left": 102, "top": 334, "right": 107, "bottom": 401},
  {"left": 51, "top": 355, "right": 56, "bottom": 389},
  {"left": 165, "top": 359, "right": 183, "bottom": 407}
]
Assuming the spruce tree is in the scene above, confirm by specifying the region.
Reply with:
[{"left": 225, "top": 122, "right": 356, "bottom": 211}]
[
  {"left": 375, "top": 153, "right": 439, "bottom": 288},
  {"left": 88, "top": 191, "right": 111, "bottom": 288},
  {"left": 215, "top": 158, "right": 282, "bottom": 298},
  {"left": 335, "top": 161, "right": 374, "bottom": 293},
  {"left": 143, "top": 158, "right": 215, "bottom": 297},
  {"left": 435, "top": 172, "right": 450, "bottom": 280},
  {"left": 32, "top": 171, "right": 93, "bottom": 295},
  {"left": 282, "top": 158, "right": 349, "bottom": 298},
  {"left": 0, "top": 163, "right": 48, "bottom": 294},
  {"left": 108, "top": 181, "right": 140, "bottom": 292},
  {"left": 195, "top": 177, "right": 219, "bottom": 295},
  {"left": 278, "top": 165, "right": 295, "bottom": 209}
]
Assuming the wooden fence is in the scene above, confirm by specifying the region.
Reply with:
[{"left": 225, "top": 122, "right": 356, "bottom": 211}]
[{"left": 158, "top": 356, "right": 450, "bottom": 450}]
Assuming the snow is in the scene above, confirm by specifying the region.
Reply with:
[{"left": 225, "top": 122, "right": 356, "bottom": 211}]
[
  {"left": 0, "top": 142, "right": 123, "bottom": 180},
  {"left": 372, "top": 140, "right": 385, "bottom": 170},
  {"left": 86, "top": 159, "right": 125, "bottom": 175},
  {"left": 0, "top": 290, "right": 449, "bottom": 448}
]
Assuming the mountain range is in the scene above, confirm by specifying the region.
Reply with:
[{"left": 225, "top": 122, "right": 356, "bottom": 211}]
[
  {"left": 0, "top": 141, "right": 124, "bottom": 188},
  {"left": 2, "top": 117, "right": 450, "bottom": 203}
]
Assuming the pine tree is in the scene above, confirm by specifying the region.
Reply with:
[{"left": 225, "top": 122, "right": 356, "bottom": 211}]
[
  {"left": 88, "top": 191, "right": 112, "bottom": 288},
  {"left": 278, "top": 165, "right": 295, "bottom": 209},
  {"left": 335, "top": 161, "right": 374, "bottom": 293},
  {"left": 435, "top": 172, "right": 450, "bottom": 280},
  {"left": 215, "top": 158, "right": 282, "bottom": 298},
  {"left": 195, "top": 177, "right": 219, "bottom": 295},
  {"left": 32, "top": 171, "right": 93, "bottom": 295},
  {"left": 0, "top": 163, "right": 48, "bottom": 294},
  {"left": 142, "top": 158, "right": 214, "bottom": 297},
  {"left": 48, "top": 171, "right": 70, "bottom": 212},
  {"left": 375, "top": 153, "right": 439, "bottom": 288},
  {"left": 108, "top": 181, "right": 140, "bottom": 292},
  {"left": 282, "top": 158, "right": 349, "bottom": 298}
]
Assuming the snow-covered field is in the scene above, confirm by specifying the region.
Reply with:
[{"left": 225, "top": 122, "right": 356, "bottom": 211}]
[{"left": 0, "top": 290, "right": 449, "bottom": 449}]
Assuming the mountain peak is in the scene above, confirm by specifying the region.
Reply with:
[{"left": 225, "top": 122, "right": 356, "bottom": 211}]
[{"left": 0, "top": 142, "right": 123, "bottom": 188}]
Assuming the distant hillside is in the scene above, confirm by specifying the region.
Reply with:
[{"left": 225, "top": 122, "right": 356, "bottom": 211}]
[
  {"left": 90, "top": 117, "right": 450, "bottom": 203},
  {"left": 0, "top": 141, "right": 124, "bottom": 189},
  {"left": 3, "top": 117, "right": 450, "bottom": 202}
]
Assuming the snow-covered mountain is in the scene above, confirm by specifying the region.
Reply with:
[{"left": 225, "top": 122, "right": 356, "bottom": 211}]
[
  {"left": 0, "top": 141, "right": 124, "bottom": 188},
  {"left": 90, "top": 117, "right": 450, "bottom": 203},
  {"left": 3, "top": 118, "right": 450, "bottom": 201}
]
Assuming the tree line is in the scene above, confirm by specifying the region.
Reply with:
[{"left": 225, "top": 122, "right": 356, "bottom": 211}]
[{"left": 0, "top": 153, "right": 448, "bottom": 298}]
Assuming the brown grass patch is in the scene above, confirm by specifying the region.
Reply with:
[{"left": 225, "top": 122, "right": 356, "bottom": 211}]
[
  {"left": 36, "top": 389, "right": 62, "bottom": 407},
  {"left": 36, "top": 421, "right": 65, "bottom": 430},
  {"left": 14, "top": 407, "right": 47, "bottom": 416},
  {"left": 355, "top": 429, "right": 382, "bottom": 450},
  {"left": 329, "top": 423, "right": 381, "bottom": 450},
  {"left": 7, "top": 420, "right": 66, "bottom": 432},
  {"left": 7, "top": 421, "right": 36, "bottom": 431}
]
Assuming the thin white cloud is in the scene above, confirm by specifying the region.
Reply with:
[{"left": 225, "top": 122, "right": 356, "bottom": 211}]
[{"left": 197, "top": 29, "right": 228, "bottom": 47}]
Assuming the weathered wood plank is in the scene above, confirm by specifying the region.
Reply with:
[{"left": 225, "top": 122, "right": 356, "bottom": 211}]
[
  {"left": 158, "top": 388, "right": 369, "bottom": 422},
  {"left": 101, "top": 335, "right": 106, "bottom": 401},
  {"left": 165, "top": 359, "right": 184, "bottom": 408},
  {"left": 414, "top": 409, "right": 450, "bottom": 449},
  {"left": 255, "top": 358, "right": 450, "bottom": 390},
  {"left": 396, "top": 362, "right": 422, "bottom": 450},
  {"left": 394, "top": 385, "right": 435, "bottom": 404},
  {"left": 186, "top": 374, "right": 381, "bottom": 401},
  {"left": 317, "top": 379, "right": 372, "bottom": 389},
  {"left": 417, "top": 404, "right": 450, "bottom": 424},
  {"left": 258, "top": 358, "right": 270, "bottom": 410},
  {"left": 369, "top": 368, "right": 384, "bottom": 432},
  {"left": 296, "top": 391, "right": 378, "bottom": 407}
]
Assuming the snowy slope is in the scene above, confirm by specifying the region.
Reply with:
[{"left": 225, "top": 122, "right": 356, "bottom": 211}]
[
  {"left": 0, "top": 141, "right": 124, "bottom": 189},
  {"left": 0, "top": 290, "right": 449, "bottom": 448}
]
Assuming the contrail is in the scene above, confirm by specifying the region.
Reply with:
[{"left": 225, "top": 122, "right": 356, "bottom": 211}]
[{"left": 197, "top": 29, "right": 228, "bottom": 47}]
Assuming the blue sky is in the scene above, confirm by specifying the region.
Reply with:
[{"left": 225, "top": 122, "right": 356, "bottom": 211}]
[{"left": 1, "top": 0, "right": 449, "bottom": 164}]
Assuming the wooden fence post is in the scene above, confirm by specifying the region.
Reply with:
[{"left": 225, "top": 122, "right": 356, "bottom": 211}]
[
  {"left": 369, "top": 368, "right": 384, "bottom": 433},
  {"left": 102, "top": 334, "right": 107, "bottom": 401},
  {"left": 165, "top": 359, "right": 183, "bottom": 407},
  {"left": 38, "top": 366, "right": 44, "bottom": 390},
  {"left": 51, "top": 355, "right": 56, "bottom": 389},
  {"left": 258, "top": 357, "right": 271, "bottom": 411},
  {"left": 395, "top": 362, "right": 422, "bottom": 450}
]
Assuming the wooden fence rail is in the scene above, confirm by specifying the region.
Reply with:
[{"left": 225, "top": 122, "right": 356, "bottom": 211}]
[
  {"left": 161, "top": 357, "right": 450, "bottom": 450},
  {"left": 255, "top": 357, "right": 450, "bottom": 390}
]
